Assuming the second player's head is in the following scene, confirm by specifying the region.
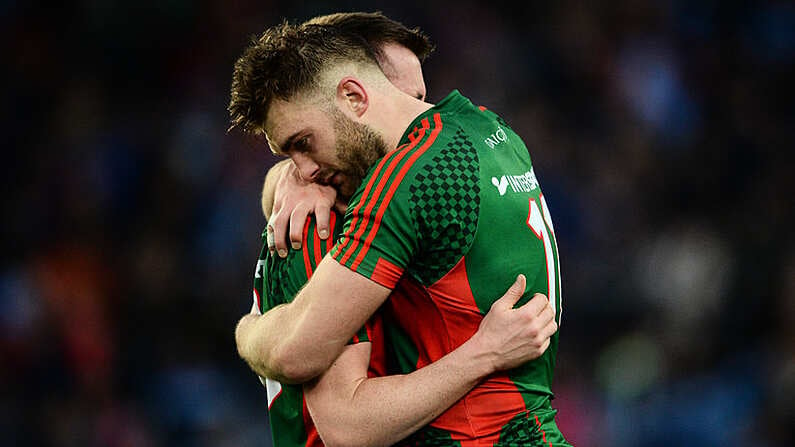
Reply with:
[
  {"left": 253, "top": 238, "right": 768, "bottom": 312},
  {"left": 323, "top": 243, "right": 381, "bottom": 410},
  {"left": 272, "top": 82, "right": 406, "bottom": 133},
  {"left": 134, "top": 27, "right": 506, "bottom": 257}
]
[{"left": 305, "top": 12, "right": 433, "bottom": 101}]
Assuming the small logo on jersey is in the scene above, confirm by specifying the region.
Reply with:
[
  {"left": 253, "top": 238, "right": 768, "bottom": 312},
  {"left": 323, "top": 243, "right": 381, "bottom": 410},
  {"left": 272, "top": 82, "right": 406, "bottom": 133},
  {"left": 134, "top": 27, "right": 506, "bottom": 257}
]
[
  {"left": 492, "top": 176, "right": 510, "bottom": 195},
  {"left": 491, "top": 168, "right": 539, "bottom": 196},
  {"left": 484, "top": 126, "right": 508, "bottom": 149}
]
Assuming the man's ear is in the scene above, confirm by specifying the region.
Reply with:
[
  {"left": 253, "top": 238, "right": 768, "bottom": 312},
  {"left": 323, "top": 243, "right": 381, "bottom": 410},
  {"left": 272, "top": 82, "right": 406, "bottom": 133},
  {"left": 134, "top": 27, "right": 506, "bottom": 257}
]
[{"left": 336, "top": 77, "right": 369, "bottom": 118}]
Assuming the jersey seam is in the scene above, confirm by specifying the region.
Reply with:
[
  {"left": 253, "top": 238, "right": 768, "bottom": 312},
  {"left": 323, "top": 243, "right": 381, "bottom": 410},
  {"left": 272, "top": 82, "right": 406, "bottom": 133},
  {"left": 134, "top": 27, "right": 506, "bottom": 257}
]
[{"left": 428, "top": 256, "right": 481, "bottom": 439}]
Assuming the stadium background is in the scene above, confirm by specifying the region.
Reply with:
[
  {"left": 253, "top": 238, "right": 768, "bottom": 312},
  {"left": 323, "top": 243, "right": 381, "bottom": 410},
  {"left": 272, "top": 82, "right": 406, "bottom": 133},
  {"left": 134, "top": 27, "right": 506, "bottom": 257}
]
[{"left": 2, "top": 1, "right": 793, "bottom": 445}]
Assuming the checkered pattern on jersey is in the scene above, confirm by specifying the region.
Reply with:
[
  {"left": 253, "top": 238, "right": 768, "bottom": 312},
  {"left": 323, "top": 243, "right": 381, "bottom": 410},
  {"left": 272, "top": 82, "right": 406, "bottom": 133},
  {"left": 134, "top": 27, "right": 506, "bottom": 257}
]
[
  {"left": 495, "top": 411, "right": 546, "bottom": 446},
  {"left": 399, "top": 425, "right": 461, "bottom": 446},
  {"left": 408, "top": 126, "right": 480, "bottom": 285}
]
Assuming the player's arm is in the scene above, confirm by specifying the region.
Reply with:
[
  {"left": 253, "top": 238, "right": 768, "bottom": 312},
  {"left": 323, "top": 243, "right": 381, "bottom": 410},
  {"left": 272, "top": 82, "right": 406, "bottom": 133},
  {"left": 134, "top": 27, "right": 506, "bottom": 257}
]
[
  {"left": 236, "top": 256, "right": 389, "bottom": 383},
  {"left": 259, "top": 159, "right": 287, "bottom": 221},
  {"left": 305, "top": 275, "right": 557, "bottom": 447},
  {"left": 261, "top": 159, "right": 337, "bottom": 256}
]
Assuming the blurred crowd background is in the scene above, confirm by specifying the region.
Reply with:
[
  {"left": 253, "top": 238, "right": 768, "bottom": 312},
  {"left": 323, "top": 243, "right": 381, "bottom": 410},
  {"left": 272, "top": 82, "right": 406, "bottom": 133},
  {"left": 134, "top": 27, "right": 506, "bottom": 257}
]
[{"left": 2, "top": 0, "right": 793, "bottom": 446}]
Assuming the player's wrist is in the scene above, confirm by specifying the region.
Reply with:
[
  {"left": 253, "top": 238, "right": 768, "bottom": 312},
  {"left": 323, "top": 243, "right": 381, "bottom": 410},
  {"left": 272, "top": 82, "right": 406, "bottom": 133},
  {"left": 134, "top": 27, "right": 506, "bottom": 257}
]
[{"left": 457, "top": 335, "right": 500, "bottom": 378}]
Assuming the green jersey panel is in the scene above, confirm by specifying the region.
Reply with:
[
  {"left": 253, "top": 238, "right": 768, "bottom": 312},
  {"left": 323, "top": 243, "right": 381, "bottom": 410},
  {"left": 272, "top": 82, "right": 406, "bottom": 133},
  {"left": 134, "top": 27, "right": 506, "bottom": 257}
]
[{"left": 252, "top": 212, "right": 376, "bottom": 447}]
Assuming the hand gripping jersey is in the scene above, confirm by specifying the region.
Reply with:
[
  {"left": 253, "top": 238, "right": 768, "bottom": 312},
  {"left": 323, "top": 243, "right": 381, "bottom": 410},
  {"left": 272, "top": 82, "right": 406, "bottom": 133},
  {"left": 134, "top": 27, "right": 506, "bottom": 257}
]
[
  {"left": 252, "top": 212, "right": 385, "bottom": 447},
  {"left": 331, "top": 91, "right": 569, "bottom": 446}
]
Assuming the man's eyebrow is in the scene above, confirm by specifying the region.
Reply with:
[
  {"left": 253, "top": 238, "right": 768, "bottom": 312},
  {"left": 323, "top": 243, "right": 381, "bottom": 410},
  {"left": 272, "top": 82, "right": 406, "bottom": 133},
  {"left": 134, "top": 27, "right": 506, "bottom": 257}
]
[{"left": 271, "top": 131, "right": 301, "bottom": 155}]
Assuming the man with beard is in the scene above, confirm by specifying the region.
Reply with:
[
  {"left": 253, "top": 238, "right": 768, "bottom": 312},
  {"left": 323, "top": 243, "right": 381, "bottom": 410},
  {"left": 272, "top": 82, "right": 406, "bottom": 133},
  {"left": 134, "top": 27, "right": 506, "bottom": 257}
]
[{"left": 231, "top": 19, "right": 569, "bottom": 446}]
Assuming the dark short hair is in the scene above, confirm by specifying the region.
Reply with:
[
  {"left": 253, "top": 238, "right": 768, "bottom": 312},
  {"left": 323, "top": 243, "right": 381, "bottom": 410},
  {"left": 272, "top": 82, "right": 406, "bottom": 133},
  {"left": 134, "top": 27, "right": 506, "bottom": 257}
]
[
  {"left": 228, "top": 13, "right": 434, "bottom": 135},
  {"left": 305, "top": 11, "right": 434, "bottom": 63},
  {"left": 228, "top": 21, "right": 380, "bottom": 135}
]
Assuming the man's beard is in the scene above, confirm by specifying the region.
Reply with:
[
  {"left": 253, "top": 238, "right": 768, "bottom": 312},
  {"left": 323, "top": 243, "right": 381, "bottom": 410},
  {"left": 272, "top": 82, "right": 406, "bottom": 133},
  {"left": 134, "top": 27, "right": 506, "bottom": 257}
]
[{"left": 330, "top": 108, "right": 389, "bottom": 200}]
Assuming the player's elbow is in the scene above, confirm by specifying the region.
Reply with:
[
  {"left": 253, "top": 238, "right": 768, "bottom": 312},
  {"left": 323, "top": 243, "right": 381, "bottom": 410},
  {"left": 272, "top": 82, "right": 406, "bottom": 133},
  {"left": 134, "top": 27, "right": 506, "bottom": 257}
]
[
  {"left": 268, "top": 343, "right": 330, "bottom": 384},
  {"left": 235, "top": 314, "right": 265, "bottom": 373}
]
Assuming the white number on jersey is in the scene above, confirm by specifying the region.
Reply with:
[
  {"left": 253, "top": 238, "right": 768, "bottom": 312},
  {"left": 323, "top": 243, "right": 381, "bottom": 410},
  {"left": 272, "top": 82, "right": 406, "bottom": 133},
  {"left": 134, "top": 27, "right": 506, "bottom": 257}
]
[{"left": 526, "top": 195, "right": 562, "bottom": 322}]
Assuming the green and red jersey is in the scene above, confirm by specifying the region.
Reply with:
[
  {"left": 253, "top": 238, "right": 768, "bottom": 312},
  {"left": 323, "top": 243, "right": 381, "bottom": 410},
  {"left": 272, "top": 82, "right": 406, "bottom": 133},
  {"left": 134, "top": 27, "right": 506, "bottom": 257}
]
[
  {"left": 252, "top": 212, "right": 384, "bottom": 447},
  {"left": 332, "top": 90, "right": 568, "bottom": 446}
]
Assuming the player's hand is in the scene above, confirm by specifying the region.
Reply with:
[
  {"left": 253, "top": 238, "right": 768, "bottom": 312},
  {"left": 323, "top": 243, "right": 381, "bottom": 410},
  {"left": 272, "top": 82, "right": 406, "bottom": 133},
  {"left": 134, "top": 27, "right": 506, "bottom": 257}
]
[
  {"left": 472, "top": 275, "right": 557, "bottom": 372},
  {"left": 267, "top": 161, "right": 337, "bottom": 257}
]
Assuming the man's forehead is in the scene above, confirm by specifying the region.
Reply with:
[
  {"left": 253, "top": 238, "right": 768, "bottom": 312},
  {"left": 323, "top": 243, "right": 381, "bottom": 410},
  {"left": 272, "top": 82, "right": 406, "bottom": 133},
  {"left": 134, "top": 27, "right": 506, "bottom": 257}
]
[
  {"left": 264, "top": 99, "right": 302, "bottom": 150},
  {"left": 264, "top": 99, "right": 327, "bottom": 153}
]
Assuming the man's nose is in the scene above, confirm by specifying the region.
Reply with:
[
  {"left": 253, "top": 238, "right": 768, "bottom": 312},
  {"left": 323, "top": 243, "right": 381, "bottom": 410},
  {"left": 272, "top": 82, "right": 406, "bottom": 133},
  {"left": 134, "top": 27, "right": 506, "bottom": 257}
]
[{"left": 291, "top": 153, "right": 320, "bottom": 182}]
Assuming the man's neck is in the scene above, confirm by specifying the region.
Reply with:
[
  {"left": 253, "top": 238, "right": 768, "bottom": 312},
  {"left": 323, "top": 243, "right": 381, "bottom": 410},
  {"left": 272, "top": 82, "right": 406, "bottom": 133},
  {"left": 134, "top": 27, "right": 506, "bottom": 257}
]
[{"left": 372, "top": 93, "right": 434, "bottom": 152}]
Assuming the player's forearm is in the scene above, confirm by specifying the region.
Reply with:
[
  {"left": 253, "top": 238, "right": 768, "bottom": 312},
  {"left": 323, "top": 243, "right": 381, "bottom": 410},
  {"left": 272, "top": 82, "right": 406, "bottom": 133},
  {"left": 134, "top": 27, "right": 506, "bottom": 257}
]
[
  {"left": 308, "top": 339, "right": 497, "bottom": 447},
  {"left": 352, "top": 341, "right": 495, "bottom": 445},
  {"left": 237, "top": 263, "right": 387, "bottom": 383},
  {"left": 261, "top": 158, "right": 293, "bottom": 219}
]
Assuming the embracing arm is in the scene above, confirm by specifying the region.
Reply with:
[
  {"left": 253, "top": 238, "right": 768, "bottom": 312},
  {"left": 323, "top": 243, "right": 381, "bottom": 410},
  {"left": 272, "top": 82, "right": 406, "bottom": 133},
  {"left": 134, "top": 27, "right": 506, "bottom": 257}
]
[
  {"left": 235, "top": 257, "right": 390, "bottom": 383},
  {"left": 260, "top": 159, "right": 290, "bottom": 221},
  {"left": 306, "top": 342, "right": 486, "bottom": 447},
  {"left": 304, "top": 275, "right": 557, "bottom": 447}
]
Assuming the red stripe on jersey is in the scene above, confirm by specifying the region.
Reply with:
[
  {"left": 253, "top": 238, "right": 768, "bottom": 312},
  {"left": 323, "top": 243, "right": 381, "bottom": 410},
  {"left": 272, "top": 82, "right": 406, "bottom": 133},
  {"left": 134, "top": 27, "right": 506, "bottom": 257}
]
[
  {"left": 371, "top": 257, "right": 404, "bottom": 289},
  {"left": 365, "top": 312, "right": 387, "bottom": 377},
  {"left": 407, "top": 124, "right": 422, "bottom": 143},
  {"left": 478, "top": 105, "right": 487, "bottom": 111},
  {"left": 302, "top": 396, "right": 322, "bottom": 447},
  {"left": 337, "top": 119, "right": 431, "bottom": 264},
  {"left": 534, "top": 413, "right": 552, "bottom": 447},
  {"left": 350, "top": 113, "right": 443, "bottom": 270},
  {"left": 312, "top": 220, "right": 323, "bottom": 268},
  {"left": 301, "top": 217, "right": 313, "bottom": 278},
  {"left": 334, "top": 141, "right": 411, "bottom": 262},
  {"left": 253, "top": 287, "right": 261, "bottom": 312},
  {"left": 325, "top": 212, "right": 337, "bottom": 253},
  {"left": 334, "top": 140, "right": 413, "bottom": 261},
  {"left": 336, "top": 128, "right": 426, "bottom": 265}
]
